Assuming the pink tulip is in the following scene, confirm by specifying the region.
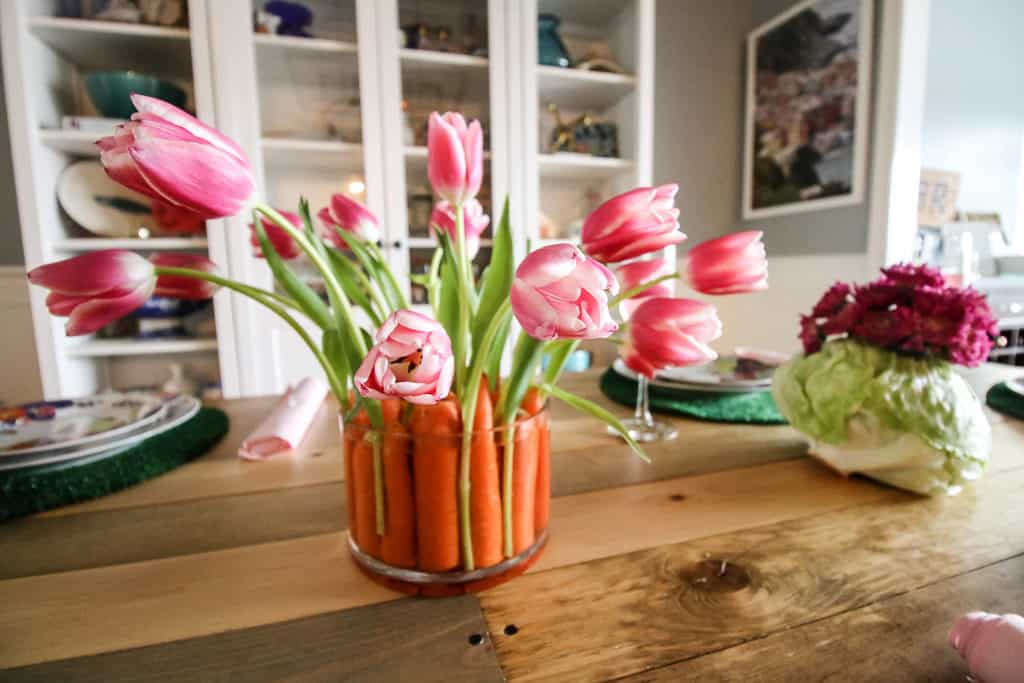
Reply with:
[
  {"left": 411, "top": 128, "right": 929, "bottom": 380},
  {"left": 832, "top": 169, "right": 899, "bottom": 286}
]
[
  {"left": 151, "top": 199, "right": 205, "bottom": 235},
  {"left": 511, "top": 243, "right": 619, "bottom": 341},
  {"left": 249, "top": 209, "right": 302, "bottom": 260},
  {"left": 150, "top": 253, "right": 221, "bottom": 300},
  {"left": 621, "top": 297, "right": 722, "bottom": 377},
  {"left": 318, "top": 194, "right": 380, "bottom": 248},
  {"left": 355, "top": 309, "right": 454, "bottom": 405},
  {"left": 97, "top": 94, "right": 255, "bottom": 219},
  {"left": 430, "top": 199, "right": 490, "bottom": 258},
  {"left": 427, "top": 112, "right": 484, "bottom": 205},
  {"left": 615, "top": 258, "right": 674, "bottom": 320},
  {"left": 687, "top": 230, "right": 768, "bottom": 295},
  {"left": 581, "top": 184, "right": 685, "bottom": 263},
  {"left": 27, "top": 250, "right": 155, "bottom": 336},
  {"left": 949, "top": 612, "right": 1024, "bottom": 683}
]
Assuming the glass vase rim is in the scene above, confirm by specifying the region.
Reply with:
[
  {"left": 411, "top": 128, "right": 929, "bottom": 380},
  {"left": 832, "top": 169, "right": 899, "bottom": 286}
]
[{"left": 339, "top": 401, "right": 548, "bottom": 437}]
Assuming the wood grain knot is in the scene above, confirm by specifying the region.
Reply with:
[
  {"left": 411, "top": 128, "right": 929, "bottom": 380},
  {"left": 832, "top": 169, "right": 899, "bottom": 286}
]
[
  {"left": 682, "top": 558, "right": 752, "bottom": 593},
  {"left": 669, "top": 494, "right": 687, "bottom": 502}
]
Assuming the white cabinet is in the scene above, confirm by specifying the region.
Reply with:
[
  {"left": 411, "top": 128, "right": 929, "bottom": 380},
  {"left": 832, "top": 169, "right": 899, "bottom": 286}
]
[{"left": 3, "top": 0, "right": 657, "bottom": 398}]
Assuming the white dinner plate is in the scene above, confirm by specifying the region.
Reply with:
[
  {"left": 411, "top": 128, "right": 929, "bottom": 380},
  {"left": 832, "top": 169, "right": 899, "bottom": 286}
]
[
  {"left": 57, "top": 160, "right": 159, "bottom": 238},
  {"left": 612, "top": 359, "right": 771, "bottom": 395},
  {"left": 0, "top": 396, "right": 201, "bottom": 472},
  {"left": 0, "top": 393, "right": 167, "bottom": 457}
]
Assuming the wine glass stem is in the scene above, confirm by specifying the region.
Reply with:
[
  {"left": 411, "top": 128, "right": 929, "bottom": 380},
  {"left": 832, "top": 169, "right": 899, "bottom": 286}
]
[{"left": 634, "top": 375, "right": 655, "bottom": 428}]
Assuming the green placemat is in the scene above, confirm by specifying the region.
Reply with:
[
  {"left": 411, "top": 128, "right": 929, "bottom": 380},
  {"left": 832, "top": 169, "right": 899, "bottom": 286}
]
[
  {"left": 600, "top": 368, "right": 787, "bottom": 425},
  {"left": 986, "top": 382, "right": 1024, "bottom": 420},
  {"left": 0, "top": 407, "right": 229, "bottom": 522}
]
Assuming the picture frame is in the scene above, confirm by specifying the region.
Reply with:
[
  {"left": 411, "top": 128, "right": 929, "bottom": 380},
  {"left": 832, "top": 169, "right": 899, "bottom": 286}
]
[{"left": 742, "top": 0, "right": 873, "bottom": 220}]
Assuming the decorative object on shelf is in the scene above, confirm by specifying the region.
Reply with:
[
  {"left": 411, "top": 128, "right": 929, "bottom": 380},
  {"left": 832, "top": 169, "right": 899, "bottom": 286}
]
[
  {"left": 545, "top": 104, "right": 618, "bottom": 157},
  {"left": 743, "top": 0, "right": 873, "bottom": 219},
  {"left": 402, "top": 22, "right": 454, "bottom": 52},
  {"left": 85, "top": 71, "right": 187, "bottom": 120},
  {"left": 407, "top": 184, "right": 434, "bottom": 238},
  {"left": 537, "top": 13, "right": 571, "bottom": 68},
  {"left": 918, "top": 168, "right": 961, "bottom": 227},
  {"left": 773, "top": 263, "right": 997, "bottom": 495},
  {"left": 161, "top": 363, "right": 197, "bottom": 397},
  {"left": 138, "top": 0, "right": 187, "bottom": 27},
  {"left": 92, "top": 0, "right": 142, "bottom": 23},
  {"left": 576, "top": 43, "right": 625, "bottom": 74},
  {"left": 263, "top": 0, "right": 312, "bottom": 37},
  {"left": 254, "top": 9, "right": 281, "bottom": 34},
  {"left": 57, "top": 161, "right": 159, "bottom": 238}
]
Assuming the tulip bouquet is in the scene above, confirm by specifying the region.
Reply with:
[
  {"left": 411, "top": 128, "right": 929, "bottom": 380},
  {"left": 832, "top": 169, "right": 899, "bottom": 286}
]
[{"left": 27, "top": 95, "right": 766, "bottom": 587}]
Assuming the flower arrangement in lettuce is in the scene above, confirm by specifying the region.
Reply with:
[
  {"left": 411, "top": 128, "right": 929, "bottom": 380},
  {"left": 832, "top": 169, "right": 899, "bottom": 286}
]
[{"left": 774, "top": 263, "right": 997, "bottom": 496}]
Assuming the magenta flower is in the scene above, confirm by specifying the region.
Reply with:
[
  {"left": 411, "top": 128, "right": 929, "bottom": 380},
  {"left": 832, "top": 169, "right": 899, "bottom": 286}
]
[
  {"left": 97, "top": 94, "right": 254, "bottom": 219},
  {"left": 581, "top": 184, "right": 685, "bottom": 263},
  {"left": 881, "top": 263, "right": 945, "bottom": 289},
  {"left": 150, "top": 253, "right": 221, "bottom": 300},
  {"left": 249, "top": 209, "right": 303, "bottom": 260},
  {"left": 354, "top": 310, "right": 455, "bottom": 405},
  {"left": 430, "top": 199, "right": 490, "bottom": 258},
  {"left": 811, "top": 282, "right": 853, "bottom": 317},
  {"left": 28, "top": 250, "right": 156, "bottom": 336},
  {"left": 621, "top": 297, "right": 722, "bottom": 378},
  {"left": 427, "top": 112, "right": 484, "bottom": 205},
  {"left": 614, "top": 258, "right": 673, "bottom": 320},
  {"left": 685, "top": 230, "right": 768, "bottom": 295},
  {"left": 511, "top": 244, "right": 619, "bottom": 341},
  {"left": 318, "top": 194, "right": 380, "bottom": 247}
]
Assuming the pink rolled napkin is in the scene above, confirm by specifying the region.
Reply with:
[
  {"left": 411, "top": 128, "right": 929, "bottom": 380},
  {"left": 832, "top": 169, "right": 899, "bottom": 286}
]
[
  {"left": 238, "top": 376, "right": 329, "bottom": 460},
  {"left": 949, "top": 611, "right": 1024, "bottom": 683}
]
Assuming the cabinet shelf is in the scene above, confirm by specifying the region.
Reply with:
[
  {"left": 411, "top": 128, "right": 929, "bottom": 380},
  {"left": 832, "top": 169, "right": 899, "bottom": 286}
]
[
  {"left": 53, "top": 237, "right": 209, "bottom": 251},
  {"left": 399, "top": 49, "right": 488, "bottom": 70},
  {"left": 39, "top": 128, "right": 103, "bottom": 156},
  {"left": 66, "top": 338, "right": 218, "bottom": 358},
  {"left": 253, "top": 33, "right": 357, "bottom": 55},
  {"left": 28, "top": 16, "right": 192, "bottom": 77},
  {"left": 261, "top": 137, "right": 364, "bottom": 170},
  {"left": 537, "top": 153, "right": 634, "bottom": 181},
  {"left": 537, "top": 65, "right": 636, "bottom": 111}
]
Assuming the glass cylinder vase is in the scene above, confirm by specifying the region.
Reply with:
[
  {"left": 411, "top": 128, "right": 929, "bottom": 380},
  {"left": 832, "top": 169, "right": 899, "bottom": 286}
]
[{"left": 340, "top": 402, "right": 550, "bottom": 596}]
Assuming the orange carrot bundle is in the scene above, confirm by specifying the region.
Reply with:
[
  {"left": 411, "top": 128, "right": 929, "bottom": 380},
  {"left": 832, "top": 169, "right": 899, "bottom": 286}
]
[
  {"left": 410, "top": 398, "right": 462, "bottom": 572},
  {"left": 379, "top": 399, "right": 417, "bottom": 569},
  {"left": 351, "top": 425, "right": 381, "bottom": 559},
  {"left": 471, "top": 381, "right": 503, "bottom": 568},
  {"left": 511, "top": 389, "right": 543, "bottom": 554}
]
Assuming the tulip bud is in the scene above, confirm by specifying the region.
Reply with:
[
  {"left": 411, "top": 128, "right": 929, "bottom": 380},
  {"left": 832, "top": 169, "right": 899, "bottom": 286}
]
[
  {"left": 427, "top": 111, "right": 484, "bottom": 205},
  {"left": 621, "top": 297, "right": 722, "bottom": 377},
  {"left": 582, "top": 184, "right": 685, "bottom": 263},
  {"left": 355, "top": 310, "right": 455, "bottom": 405},
  {"left": 686, "top": 230, "right": 768, "bottom": 295},
  {"left": 318, "top": 193, "right": 380, "bottom": 247},
  {"left": 249, "top": 209, "right": 303, "bottom": 260},
  {"left": 430, "top": 199, "right": 490, "bottom": 259}
]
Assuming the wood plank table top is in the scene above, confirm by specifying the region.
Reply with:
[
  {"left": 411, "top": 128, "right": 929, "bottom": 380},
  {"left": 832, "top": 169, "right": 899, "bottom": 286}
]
[{"left": 1, "top": 365, "right": 1020, "bottom": 681}]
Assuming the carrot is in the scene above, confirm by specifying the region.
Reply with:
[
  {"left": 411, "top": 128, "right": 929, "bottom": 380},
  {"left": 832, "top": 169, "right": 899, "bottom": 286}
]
[
  {"left": 471, "top": 380, "right": 503, "bottom": 568},
  {"left": 520, "top": 388, "right": 550, "bottom": 534},
  {"left": 533, "top": 412, "right": 550, "bottom": 533},
  {"left": 511, "top": 414, "right": 540, "bottom": 554},
  {"left": 351, "top": 424, "right": 381, "bottom": 559},
  {"left": 343, "top": 409, "right": 369, "bottom": 538},
  {"left": 379, "top": 399, "right": 417, "bottom": 568},
  {"left": 410, "top": 397, "right": 462, "bottom": 572}
]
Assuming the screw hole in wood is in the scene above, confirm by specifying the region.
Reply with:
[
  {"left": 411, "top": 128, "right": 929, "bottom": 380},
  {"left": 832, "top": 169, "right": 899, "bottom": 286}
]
[{"left": 468, "top": 633, "right": 484, "bottom": 646}]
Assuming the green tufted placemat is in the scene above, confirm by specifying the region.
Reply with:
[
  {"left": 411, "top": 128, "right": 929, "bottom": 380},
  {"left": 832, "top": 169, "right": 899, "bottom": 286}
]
[
  {"left": 0, "top": 407, "right": 229, "bottom": 522},
  {"left": 986, "top": 382, "right": 1024, "bottom": 421},
  {"left": 600, "top": 368, "right": 787, "bottom": 425}
]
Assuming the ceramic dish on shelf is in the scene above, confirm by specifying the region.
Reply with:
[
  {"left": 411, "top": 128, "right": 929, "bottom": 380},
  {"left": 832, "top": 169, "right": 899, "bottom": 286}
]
[
  {"left": 57, "top": 160, "right": 159, "bottom": 238},
  {"left": 0, "top": 392, "right": 167, "bottom": 457},
  {"left": 0, "top": 395, "right": 200, "bottom": 472},
  {"left": 611, "top": 359, "right": 771, "bottom": 395}
]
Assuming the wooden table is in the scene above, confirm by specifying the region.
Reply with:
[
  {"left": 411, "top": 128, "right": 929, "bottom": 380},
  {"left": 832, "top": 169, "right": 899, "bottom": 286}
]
[{"left": 1, "top": 365, "right": 1021, "bottom": 681}]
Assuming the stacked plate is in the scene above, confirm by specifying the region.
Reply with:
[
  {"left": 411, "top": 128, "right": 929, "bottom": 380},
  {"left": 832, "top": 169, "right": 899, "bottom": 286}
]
[
  {"left": 612, "top": 354, "right": 778, "bottom": 394},
  {"left": 0, "top": 392, "right": 200, "bottom": 472}
]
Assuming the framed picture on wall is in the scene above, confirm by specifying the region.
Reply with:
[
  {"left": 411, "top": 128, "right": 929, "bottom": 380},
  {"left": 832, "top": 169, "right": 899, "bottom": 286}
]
[{"left": 742, "top": 0, "right": 873, "bottom": 219}]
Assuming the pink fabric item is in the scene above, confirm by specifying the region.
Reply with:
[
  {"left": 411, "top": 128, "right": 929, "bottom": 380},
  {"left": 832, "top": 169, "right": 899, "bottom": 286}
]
[
  {"left": 949, "top": 612, "right": 1024, "bottom": 683},
  {"left": 238, "top": 376, "right": 329, "bottom": 460}
]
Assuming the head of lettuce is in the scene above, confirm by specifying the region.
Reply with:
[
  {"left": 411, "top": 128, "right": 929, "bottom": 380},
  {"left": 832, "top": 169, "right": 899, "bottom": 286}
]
[{"left": 774, "top": 265, "right": 998, "bottom": 496}]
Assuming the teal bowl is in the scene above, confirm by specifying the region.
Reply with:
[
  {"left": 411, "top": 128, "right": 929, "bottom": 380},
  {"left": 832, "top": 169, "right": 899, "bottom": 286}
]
[{"left": 85, "top": 71, "right": 187, "bottom": 120}]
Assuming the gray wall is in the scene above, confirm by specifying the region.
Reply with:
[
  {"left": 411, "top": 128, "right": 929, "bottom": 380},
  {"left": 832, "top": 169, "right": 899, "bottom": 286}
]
[
  {"left": 0, "top": 38, "right": 25, "bottom": 266},
  {"left": 654, "top": 0, "right": 879, "bottom": 256},
  {"left": 920, "top": 0, "right": 1024, "bottom": 243}
]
